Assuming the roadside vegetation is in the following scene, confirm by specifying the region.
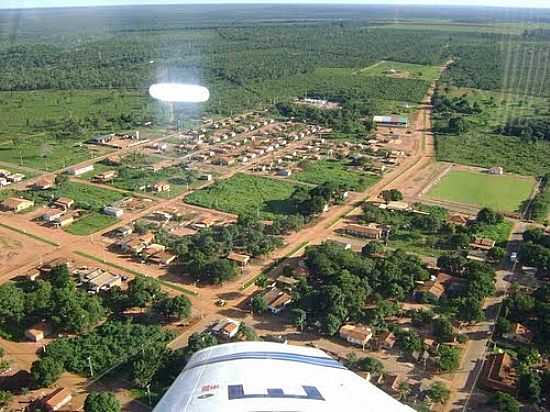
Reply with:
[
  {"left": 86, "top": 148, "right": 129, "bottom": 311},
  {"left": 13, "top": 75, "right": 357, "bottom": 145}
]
[{"left": 293, "top": 159, "right": 378, "bottom": 191}]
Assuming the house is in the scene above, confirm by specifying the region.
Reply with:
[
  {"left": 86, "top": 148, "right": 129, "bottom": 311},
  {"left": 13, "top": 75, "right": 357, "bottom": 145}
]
[
  {"left": 142, "top": 243, "right": 166, "bottom": 259},
  {"left": 41, "top": 209, "right": 66, "bottom": 223},
  {"left": 480, "top": 353, "right": 517, "bottom": 394},
  {"left": 114, "top": 225, "right": 133, "bottom": 237},
  {"left": 118, "top": 232, "right": 155, "bottom": 254},
  {"left": 488, "top": 166, "right": 504, "bottom": 176},
  {"left": 276, "top": 275, "right": 299, "bottom": 291},
  {"left": 227, "top": 252, "right": 250, "bottom": 267},
  {"left": 84, "top": 271, "right": 121, "bottom": 293},
  {"left": 212, "top": 318, "right": 241, "bottom": 340},
  {"left": 149, "top": 251, "right": 177, "bottom": 266},
  {"left": 32, "top": 177, "right": 54, "bottom": 190},
  {"left": 385, "top": 201, "right": 410, "bottom": 211},
  {"left": 68, "top": 164, "right": 94, "bottom": 176},
  {"left": 2, "top": 197, "right": 34, "bottom": 212},
  {"left": 339, "top": 324, "right": 373, "bottom": 350},
  {"left": 343, "top": 223, "right": 385, "bottom": 240},
  {"left": 263, "top": 288, "right": 292, "bottom": 314},
  {"left": 470, "top": 237, "right": 496, "bottom": 251},
  {"left": 415, "top": 272, "right": 462, "bottom": 302},
  {"left": 8, "top": 173, "right": 25, "bottom": 182},
  {"left": 40, "top": 388, "right": 72, "bottom": 412},
  {"left": 24, "top": 322, "right": 50, "bottom": 342},
  {"left": 277, "top": 168, "right": 292, "bottom": 177},
  {"left": 94, "top": 170, "right": 118, "bottom": 182},
  {"left": 199, "top": 174, "right": 213, "bottom": 181},
  {"left": 373, "top": 115, "right": 409, "bottom": 128},
  {"left": 53, "top": 197, "right": 74, "bottom": 210},
  {"left": 383, "top": 374, "right": 406, "bottom": 394},
  {"left": 376, "top": 331, "right": 396, "bottom": 350},
  {"left": 448, "top": 213, "right": 471, "bottom": 226},
  {"left": 503, "top": 323, "right": 533, "bottom": 345},
  {"left": 104, "top": 206, "right": 124, "bottom": 218},
  {"left": 53, "top": 214, "right": 75, "bottom": 228},
  {"left": 152, "top": 181, "right": 171, "bottom": 192}
]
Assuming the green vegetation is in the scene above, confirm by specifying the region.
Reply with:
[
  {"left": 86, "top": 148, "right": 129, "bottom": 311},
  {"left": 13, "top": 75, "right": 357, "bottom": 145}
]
[
  {"left": 357, "top": 60, "right": 441, "bottom": 81},
  {"left": 84, "top": 392, "right": 121, "bottom": 412},
  {"left": 294, "top": 160, "right": 378, "bottom": 191},
  {"left": 529, "top": 174, "right": 550, "bottom": 223},
  {"left": 427, "top": 170, "right": 534, "bottom": 213},
  {"left": 434, "top": 87, "right": 550, "bottom": 176},
  {"left": 23, "top": 181, "right": 126, "bottom": 211},
  {"left": 64, "top": 213, "right": 119, "bottom": 236},
  {"left": 97, "top": 164, "right": 197, "bottom": 199},
  {"left": 185, "top": 173, "right": 300, "bottom": 220}
]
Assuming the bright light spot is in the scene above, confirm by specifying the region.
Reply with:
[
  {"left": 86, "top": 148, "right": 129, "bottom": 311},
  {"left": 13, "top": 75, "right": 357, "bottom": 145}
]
[{"left": 149, "top": 83, "right": 210, "bottom": 103}]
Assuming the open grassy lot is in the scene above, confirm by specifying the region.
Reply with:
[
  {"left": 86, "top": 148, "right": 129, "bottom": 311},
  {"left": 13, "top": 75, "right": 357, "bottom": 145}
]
[
  {"left": 387, "top": 230, "right": 447, "bottom": 258},
  {"left": 64, "top": 213, "right": 119, "bottom": 236},
  {"left": 427, "top": 170, "right": 535, "bottom": 213},
  {"left": 83, "top": 162, "right": 198, "bottom": 199},
  {"left": 473, "top": 221, "right": 513, "bottom": 245},
  {"left": 185, "top": 173, "right": 300, "bottom": 219},
  {"left": 0, "top": 136, "right": 112, "bottom": 171},
  {"left": 23, "top": 181, "right": 126, "bottom": 210},
  {"left": 357, "top": 60, "right": 441, "bottom": 81},
  {"left": 293, "top": 159, "right": 379, "bottom": 191}
]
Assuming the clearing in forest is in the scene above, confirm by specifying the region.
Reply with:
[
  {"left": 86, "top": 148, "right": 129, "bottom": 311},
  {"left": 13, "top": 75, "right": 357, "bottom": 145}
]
[{"left": 357, "top": 60, "right": 441, "bottom": 81}]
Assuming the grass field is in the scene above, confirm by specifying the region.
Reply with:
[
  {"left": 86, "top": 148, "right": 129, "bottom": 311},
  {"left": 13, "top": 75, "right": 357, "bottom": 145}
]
[
  {"left": 293, "top": 160, "right": 378, "bottom": 191},
  {"left": 427, "top": 170, "right": 535, "bottom": 213},
  {"left": 0, "top": 89, "right": 159, "bottom": 171},
  {"left": 0, "top": 136, "right": 112, "bottom": 171},
  {"left": 473, "top": 221, "right": 513, "bottom": 245},
  {"left": 185, "top": 173, "right": 300, "bottom": 219},
  {"left": 64, "top": 213, "right": 119, "bottom": 236},
  {"left": 357, "top": 60, "right": 441, "bottom": 81},
  {"left": 387, "top": 230, "right": 446, "bottom": 258},
  {"left": 23, "top": 181, "right": 126, "bottom": 211}
]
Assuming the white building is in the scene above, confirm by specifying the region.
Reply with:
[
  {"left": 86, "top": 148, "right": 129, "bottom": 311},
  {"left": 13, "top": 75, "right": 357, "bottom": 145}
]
[
  {"left": 103, "top": 206, "right": 124, "bottom": 218},
  {"left": 153, "top": 342, "right": 413, "bottom": 412},
  {"left": 68, "top": 164, "right": 94, "bottom": 176}
]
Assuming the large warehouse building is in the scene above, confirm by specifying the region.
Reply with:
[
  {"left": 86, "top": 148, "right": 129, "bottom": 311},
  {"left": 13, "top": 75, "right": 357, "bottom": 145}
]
[
  {"left": 153, "top": 342, "right": 413, "bottom": 412},
  {"left": 373, "top": 115, "right": 409, "bottom": 128}
]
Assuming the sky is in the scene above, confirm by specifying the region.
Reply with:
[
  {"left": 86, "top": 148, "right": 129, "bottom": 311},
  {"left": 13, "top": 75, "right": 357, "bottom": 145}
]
[{"left": 2, "top": 0, "right": 550, "bottom": 10}]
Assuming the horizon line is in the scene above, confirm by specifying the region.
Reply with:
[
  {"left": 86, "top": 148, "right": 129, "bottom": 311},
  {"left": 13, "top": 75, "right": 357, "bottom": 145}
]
[{"left": 1, "top": 2, "right": 550, "bottom": 11}]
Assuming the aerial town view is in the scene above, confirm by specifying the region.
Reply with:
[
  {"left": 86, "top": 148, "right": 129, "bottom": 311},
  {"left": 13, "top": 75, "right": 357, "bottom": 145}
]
[{"left": 1, "top": 1, "right": 550, "bottom": 411}]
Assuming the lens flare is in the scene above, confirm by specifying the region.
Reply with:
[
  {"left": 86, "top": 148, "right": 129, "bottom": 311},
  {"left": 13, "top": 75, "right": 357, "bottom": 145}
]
[{"left": 149, "top": 83, "right": 210, "bottom": 103}]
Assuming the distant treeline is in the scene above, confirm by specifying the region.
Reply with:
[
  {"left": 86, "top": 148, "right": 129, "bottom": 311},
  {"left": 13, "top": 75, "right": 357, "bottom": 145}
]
[{"left": 498, "top": 117, "right": 550, "bottom": 142}]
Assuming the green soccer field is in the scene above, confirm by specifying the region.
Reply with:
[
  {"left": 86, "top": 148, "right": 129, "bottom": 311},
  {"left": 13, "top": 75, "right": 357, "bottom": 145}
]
[{"left": 427, "top": 170, "right": 535, "bottom": 213}]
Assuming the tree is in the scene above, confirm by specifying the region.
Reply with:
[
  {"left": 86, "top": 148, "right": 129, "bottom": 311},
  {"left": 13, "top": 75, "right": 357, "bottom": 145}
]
[
  {"left": 433, "top": 317, "right": 455, "bottom": 343},
  {"left": 477, "top": 208, "right": 503, "bottom": 225},
  {"left": 153, "top": 295, "right": 191, "bottom": 321},
  {"left": 488, "top": 392, "right": 520, "bottom": 412},
  {"left": 84, "top": 392, "right": 121, "bottom": 412},
  {"left": 54, "top": 174, "right": 69, "bottom": 186},
  {"left": 496, "top": 317, "right": 512, "bottom": 336},
  {"left": 381, "top": 189, "right": 403, "bottom": 203},
  {"left": 49, "top": 264, "right": 73, "bottom": 289},
  {"left": 290, "top": 308, "right": 307, "bottom": 331},
  {"left": 488, "top": 246, "right": 506, "bottom": 263},
  {"left": 185, "top": 332, "right": 218, "bottom": 360},
  {"left": 437, "top": 345, "right": 460, "bottom": 372},
  {"left": 362, "top": 242, "right": 385, "bottom": 257},
  {"left": 31, "top": 357, "right": 64, "bottom": 387},
  {"left": 427, "top": 382, "right": 450, "bottom": 404},
  {"left": 448, "top": 116, "right": 466, "bottom": 134},
  {"left": 251, "top": 295, "right": 268, "bottom": 314},
  {"left": 357, "top": 356, "right": 384, "bottom": 376},
  {"left": 237, "top": 322, "right": 257, "bottom": 341},
  {"left": 518, "top": 369, "right": 541, "bottom": 403},
  {"left": 0, "top": 283, "right": 25, "bottom": 324},
  {"left": 127, "top": 277, "right": 162, "bottom": 307}
]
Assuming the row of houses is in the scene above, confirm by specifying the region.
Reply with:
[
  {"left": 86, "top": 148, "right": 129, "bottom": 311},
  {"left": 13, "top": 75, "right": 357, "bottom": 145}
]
[{"left": 0, "top": 169, "right": 25, "bottom": 187}]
